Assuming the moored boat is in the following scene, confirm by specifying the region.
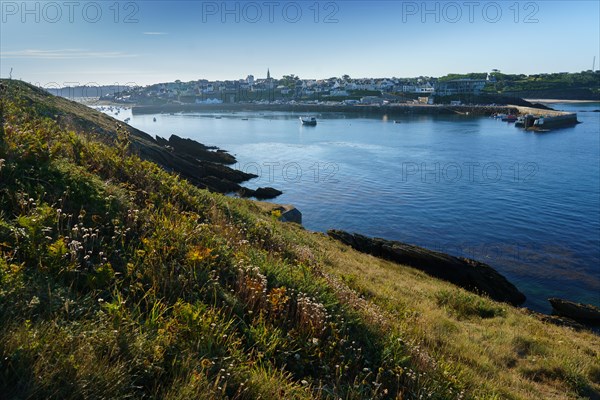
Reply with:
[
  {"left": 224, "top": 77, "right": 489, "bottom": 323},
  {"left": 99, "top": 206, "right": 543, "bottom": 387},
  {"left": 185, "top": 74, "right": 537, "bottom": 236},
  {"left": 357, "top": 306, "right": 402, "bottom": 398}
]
[
  {"left": 515, "top": 114, "right": 537, "bottom": 129},
  {"left": 501, "top": 114, "right": 518, "bottom": 122},
  {"left": 300, "top": 116, "right": 317, "bottom": 126}
]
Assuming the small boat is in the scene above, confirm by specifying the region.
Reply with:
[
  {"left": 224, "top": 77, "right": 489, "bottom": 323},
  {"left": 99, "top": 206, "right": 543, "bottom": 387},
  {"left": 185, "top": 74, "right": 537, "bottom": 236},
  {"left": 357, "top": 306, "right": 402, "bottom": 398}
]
[
  {"left": 300, "top": 116, "right": 317, "bottom": 126},
  {"left": 501, "top": 115, "right": 518, "bottom": 122},
  {"left": 394, "top": 120, "right": 401, "bottom": 124},
  {"left": 215, "top": 116, "right": 222, "bottom": 119},
  {"left": 515, "top": 114, "right": 538, "bottom": 129},
  {"left": 514, "top": 116, "right": 525, "bottom": 127},
  {"left": 241, "top": 118, "right": 249, "bottom": 121},
  {"left": 153, "top": 117, "right": 157, "bottom": 122}
]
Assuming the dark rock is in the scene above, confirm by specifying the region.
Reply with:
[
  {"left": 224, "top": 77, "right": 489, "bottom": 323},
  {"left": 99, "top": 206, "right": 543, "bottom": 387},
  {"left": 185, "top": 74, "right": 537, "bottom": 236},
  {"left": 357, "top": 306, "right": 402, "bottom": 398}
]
[
  {"left": 198, "top": 161, "right": 257, "bottom": 184},
  {"left": 254, "top": 187, "right": 283, "bottom": 199},
  {"left": 155, "top": 135, "right": 169, "bottom": 147},
  {"left": 200, "top": 176, "right": 243, "bottom": 193},
  {"left": 167, "top": 134, "right": 236, "bottom": 164},
  {"left": 273, "top": 205, "right": 302, "bottom": 224},
  {"left": 327, "top": 229, "right": 526, "bottom": 306},
  {"left": 548, "top": 298, "right": 600, "bottom": 323},
  {"left": 133, "top": 142, "right": 255, "bottom": 194},
  {"left": 239, "top": 187, "right": 283, "bottom": 200}
]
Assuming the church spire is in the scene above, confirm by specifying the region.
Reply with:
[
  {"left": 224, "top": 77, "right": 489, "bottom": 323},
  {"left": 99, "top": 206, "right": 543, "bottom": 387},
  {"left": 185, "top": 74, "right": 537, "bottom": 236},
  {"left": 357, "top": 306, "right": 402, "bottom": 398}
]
[{"left": 267, "top": 68, "right": 271, "bottom": 80}]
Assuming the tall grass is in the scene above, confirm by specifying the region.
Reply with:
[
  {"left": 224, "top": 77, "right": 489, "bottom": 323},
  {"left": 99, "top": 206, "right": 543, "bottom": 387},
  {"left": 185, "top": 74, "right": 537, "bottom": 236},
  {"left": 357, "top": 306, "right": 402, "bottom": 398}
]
[{"left": 1, "top": 80, "right": 599, "bottom": 399}]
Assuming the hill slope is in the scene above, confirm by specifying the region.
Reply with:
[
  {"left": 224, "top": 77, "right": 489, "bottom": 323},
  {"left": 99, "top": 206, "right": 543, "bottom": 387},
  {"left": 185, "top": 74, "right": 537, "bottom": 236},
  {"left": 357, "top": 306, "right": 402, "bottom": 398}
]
[
  {"left": 1, "top": 79, "right": 599, "bottom": 399},
  {"left": 0, "top": 81, "right": 280, "bottom": 198}
]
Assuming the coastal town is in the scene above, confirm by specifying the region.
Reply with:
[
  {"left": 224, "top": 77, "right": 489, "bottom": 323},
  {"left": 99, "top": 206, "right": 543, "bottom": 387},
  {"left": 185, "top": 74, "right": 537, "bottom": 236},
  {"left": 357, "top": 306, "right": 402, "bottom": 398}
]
[
  {"left": 76, "top": 69, "right": 598, "bottom": 107},
  {"left": 61, "top": 69, "right": 592, "bottom": 131}
]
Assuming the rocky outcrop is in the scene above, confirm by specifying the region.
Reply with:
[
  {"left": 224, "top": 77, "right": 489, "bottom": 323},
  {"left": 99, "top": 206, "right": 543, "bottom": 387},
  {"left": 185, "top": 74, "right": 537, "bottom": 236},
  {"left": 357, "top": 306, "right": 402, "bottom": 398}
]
[
  {"left": 161, "top": 135, "right": 236, "bottom": 165},
  {"left": 548, "top": 298, "right": 600, "bottom": 323},
  {"left": 139, "top": 134, "right": 285, "bottom": 199},
  {"left": 237, "top": 186, "right": 283, "bottom": 200},
  {"left": 253, "top": 187, "right": 283, "bottom": 200},
  {"left": 273, "top": 205, "right": 302, "bottom": 224},
  {"left": 133, "top": 137, "right": 263, "bottom": 196},
  {"left": 327, "top": 230, "right": 526, "bottom": 306}
]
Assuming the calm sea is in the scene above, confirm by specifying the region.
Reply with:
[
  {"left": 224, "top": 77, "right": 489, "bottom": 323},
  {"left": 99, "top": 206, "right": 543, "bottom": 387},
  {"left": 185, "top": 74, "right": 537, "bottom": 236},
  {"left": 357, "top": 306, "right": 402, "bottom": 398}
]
[{"left": 105, "top": 103, "right": 600, "bottom": 313}]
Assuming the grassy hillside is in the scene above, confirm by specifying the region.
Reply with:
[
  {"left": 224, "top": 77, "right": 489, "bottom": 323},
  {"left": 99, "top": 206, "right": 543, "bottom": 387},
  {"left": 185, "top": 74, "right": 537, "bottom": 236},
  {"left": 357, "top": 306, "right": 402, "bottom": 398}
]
[
  {"left": 1, "top": 79, "right": 599, "bottom": 399},
  {"left": 0, "top": 80, "right": 278, "bottom": 198}
]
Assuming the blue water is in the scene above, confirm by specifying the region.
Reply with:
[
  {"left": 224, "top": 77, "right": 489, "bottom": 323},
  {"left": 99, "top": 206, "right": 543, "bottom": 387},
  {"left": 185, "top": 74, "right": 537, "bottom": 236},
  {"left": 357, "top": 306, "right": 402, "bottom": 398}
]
[{"left": 111, "top": 103, "right": 600, "bottom": 313}]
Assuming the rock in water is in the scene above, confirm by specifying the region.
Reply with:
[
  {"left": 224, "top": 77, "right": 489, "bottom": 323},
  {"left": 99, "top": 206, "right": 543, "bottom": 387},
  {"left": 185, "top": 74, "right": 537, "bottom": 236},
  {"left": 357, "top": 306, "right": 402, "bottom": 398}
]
[
  {"left": 548, "top": 298, "right": 600, "bottom": 323},
  {"left": 238, "top": 187, "right": 283, "bottom": 200},
  {"left": 327, "top": 229, "right": 526, "bottom": 306},
  {"left": 273, "top": 205, "right": 302, "bottom": 224}
]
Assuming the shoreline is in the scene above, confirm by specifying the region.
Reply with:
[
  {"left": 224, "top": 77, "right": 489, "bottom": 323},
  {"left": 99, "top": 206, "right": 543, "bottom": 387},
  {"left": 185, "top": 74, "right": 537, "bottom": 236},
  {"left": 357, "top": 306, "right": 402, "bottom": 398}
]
[
  {"left": 524, "top": 98, "right": 600, "bottom": 104},
  {"left": 257, "top": 201, "right": 599, "bottom": 329},
  {"left": 131, "top": 102, "right": 522, "bottom": 117}
]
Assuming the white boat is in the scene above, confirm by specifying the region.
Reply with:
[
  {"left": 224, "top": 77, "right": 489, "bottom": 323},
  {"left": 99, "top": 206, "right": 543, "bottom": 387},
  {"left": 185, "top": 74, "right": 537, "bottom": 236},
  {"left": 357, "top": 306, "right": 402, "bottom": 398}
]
[{"left": 300, "top": 116, "right": 317, "bottom": 126}]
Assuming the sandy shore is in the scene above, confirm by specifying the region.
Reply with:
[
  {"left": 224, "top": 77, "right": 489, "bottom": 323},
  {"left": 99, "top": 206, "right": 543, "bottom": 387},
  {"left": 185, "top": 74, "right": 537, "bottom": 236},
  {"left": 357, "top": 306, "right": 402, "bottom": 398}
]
[{"left": 525, "top": 99, "right": 599, "bottom": 104}]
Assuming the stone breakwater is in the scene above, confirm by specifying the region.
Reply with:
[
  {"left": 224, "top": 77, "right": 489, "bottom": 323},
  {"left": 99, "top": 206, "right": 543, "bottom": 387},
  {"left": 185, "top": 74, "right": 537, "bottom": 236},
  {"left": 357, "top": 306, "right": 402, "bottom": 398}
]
[{"left": 132, "top": 103, "right": 522, "bottom": 117}]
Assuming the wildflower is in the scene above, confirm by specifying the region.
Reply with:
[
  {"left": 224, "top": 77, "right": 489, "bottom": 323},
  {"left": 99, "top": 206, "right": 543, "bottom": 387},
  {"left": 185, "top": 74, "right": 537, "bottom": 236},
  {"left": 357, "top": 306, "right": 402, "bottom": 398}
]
[
  {"left": 187, "top": 246, "right": 212, "bottom": 262},
  {"left": 271, "top": 209, "right": 282, "bottom": 218}
]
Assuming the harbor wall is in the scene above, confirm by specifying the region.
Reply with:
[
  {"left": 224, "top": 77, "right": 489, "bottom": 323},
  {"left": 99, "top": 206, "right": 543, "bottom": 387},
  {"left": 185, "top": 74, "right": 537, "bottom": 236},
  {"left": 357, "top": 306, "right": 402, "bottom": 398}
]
[{"left": 132, "top": 103, "right": 521, "bottom": 117}]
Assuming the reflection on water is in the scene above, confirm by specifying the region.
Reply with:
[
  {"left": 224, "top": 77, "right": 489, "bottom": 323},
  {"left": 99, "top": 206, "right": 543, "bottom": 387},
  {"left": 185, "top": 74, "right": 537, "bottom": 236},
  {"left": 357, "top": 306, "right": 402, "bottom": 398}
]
[{"left": 100, "top": 103, "right": 600, "bottom": 313}]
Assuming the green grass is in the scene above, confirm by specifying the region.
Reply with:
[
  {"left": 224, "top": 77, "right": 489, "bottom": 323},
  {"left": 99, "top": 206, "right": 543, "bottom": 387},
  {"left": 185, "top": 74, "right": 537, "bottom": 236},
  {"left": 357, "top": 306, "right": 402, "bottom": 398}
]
[
  {"left": 435, "top": 289, "right": 506, "bottom": 320},
  {"left": 1, "top": 79, "right": 599, "bottom": 399}
]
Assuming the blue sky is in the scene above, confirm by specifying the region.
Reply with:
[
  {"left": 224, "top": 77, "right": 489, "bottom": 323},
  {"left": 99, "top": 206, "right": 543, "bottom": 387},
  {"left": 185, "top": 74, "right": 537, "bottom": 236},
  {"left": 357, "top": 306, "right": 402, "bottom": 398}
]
[{"left": 1, "top": 1, "right": 599, "bottom": 85}]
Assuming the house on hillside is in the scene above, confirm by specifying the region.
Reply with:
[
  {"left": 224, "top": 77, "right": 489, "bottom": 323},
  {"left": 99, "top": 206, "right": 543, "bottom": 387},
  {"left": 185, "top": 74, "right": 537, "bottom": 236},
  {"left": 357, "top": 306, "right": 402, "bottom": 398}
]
[{"left": 434, "top": 79, "right": 486, "bottom": 96}]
